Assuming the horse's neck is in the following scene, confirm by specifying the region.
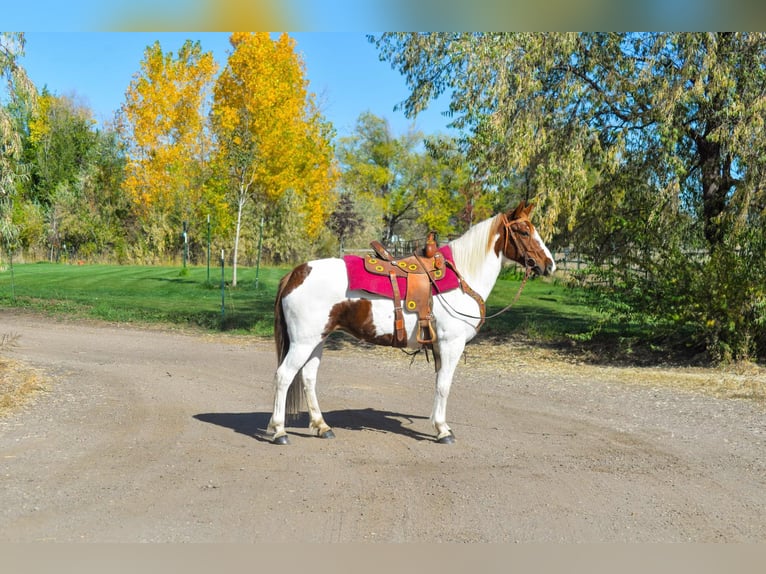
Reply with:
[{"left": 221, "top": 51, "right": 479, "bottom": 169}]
[
  {"left": 449, "top": 217, "right": 505, "bottom": 301},
  {"left": 460, "top": 254, "right": 504, "bottom": 302}
]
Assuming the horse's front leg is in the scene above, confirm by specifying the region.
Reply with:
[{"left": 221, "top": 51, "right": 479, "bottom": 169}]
[{"left": 430, "top": 339, "right": 465, "bottom": 444}]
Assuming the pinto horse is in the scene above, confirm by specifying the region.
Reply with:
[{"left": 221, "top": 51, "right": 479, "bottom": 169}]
[{"left": 268, "top": 201, "right": 555, "bottom": 444}]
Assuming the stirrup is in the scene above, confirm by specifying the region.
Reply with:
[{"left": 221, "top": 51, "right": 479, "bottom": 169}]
[{"left": 417, "top": 319, "right": 436, "bottom": 346}]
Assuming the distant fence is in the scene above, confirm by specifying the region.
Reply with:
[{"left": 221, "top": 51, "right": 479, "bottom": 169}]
[{"left": 551, "top": 249, "right": 588, "bottom": 273}]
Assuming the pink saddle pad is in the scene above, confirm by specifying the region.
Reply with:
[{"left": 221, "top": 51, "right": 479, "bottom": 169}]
[{"left": 343, "top": 245, "right": 460, "bottom": 298}]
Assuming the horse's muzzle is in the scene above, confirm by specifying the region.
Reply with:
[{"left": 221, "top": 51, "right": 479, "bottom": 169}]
[
  {"left": 530, "top": 258, "right": 555, "bottom": 276},
  {"left": 528, "top": 259, "right": 556, "bottom": 276},
  {"left": 544, "top": 259, "right": 556, "bottom": 276}
]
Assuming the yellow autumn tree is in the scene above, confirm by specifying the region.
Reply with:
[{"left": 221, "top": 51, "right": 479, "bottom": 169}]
[
  {"left": 119, "top": 39, "right": 221, "bottom": 261},
  {"left": 211, "top": 32, "right": 338, "bottom": 285}
]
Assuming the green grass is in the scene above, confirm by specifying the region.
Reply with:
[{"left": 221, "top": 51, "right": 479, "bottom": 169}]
[
  {"left": 0, "top": 262, "right": 290, "bottom": 336},
  {"left": 0, "top": 262, "right": 606, "bottom": 344},
  {"left": 482, "top": 270, "right": 604, "bottom": 342}
]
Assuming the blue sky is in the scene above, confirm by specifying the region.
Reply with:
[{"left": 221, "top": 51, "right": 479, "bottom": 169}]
[
  {"left": 9, "top": 1, "right": 766, "bottom": 33},
  {"left": 20, "top": 32, "right": 455, "bottom": 139}
]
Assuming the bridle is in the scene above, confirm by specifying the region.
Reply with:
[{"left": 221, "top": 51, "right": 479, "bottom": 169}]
[{"left": 499, "top": 212, "right": 539, "bottom": 272}]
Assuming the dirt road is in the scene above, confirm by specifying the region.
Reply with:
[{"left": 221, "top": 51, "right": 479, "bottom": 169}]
[{"left": 1, "top": 310, "right": 765, "bottom": 542}]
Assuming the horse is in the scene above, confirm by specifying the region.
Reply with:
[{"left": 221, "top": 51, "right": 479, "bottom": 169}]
[{"left": 267, "top": 201, "right": 556, "bottom": 444}]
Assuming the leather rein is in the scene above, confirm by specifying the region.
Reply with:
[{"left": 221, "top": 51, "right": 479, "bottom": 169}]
[{"left": 423, "top": 213, "right": 533, "bottom": 331}]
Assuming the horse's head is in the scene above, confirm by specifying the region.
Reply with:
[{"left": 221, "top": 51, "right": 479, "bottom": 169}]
[{"left": 497, "top": 201, "right": 556, "bottom": 276}]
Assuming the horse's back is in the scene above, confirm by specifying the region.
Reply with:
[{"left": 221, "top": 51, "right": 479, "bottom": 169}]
[{"left": 281, "top": 258, "right": 349, "bottom": 306}]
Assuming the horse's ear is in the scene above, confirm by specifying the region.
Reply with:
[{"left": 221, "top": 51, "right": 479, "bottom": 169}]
[
  {"left": 524, "top": 202, "right": 535, "bottom": 216},
  {"left": 509, "top": 201, "right": 526, "bottom": 219}
]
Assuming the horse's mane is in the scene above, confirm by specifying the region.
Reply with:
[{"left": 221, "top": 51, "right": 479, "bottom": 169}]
[{"left": 448, "top": 214, "right": 503, "bottom": 281}]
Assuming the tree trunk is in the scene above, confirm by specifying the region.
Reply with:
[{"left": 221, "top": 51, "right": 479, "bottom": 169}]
[
  {"left": 698, "top": 137, "right": 733, "bottom": 251},
  {"left": 232, "top": 192, "right": 246, "bottom": 287}
]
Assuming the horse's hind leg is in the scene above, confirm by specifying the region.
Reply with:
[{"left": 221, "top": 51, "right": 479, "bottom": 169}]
[
  {"left": 301, "top": 345, "right": 334, "bottom": 439},
  {"left": 268, "top": 342, "right": 317, "bottom": 444}
]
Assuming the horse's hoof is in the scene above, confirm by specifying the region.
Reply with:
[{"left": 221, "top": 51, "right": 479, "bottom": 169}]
[
  {"left": 436, "top": 432, "right": 455, "bottom": 444},
  {"left": 319, "top": 429, "right": 336, "bottom": 439},
  {"left": 272, "top": 434, "right": 290, "bottom": 445}
]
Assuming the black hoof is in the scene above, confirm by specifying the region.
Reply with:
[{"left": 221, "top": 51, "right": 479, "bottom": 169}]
[
  {"left": 436, "top": 432, "right": 455, "bottom": 444},
  {"left": 319, "top": 429, "right": 336, "bottom": 439},
  {"left": 272, "top": 434, "right": 289, "bottom": 445}
]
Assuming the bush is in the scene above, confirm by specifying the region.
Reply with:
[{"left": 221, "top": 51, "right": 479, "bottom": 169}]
[{"left": 574, "top": 227, "right": 766, "bottom": 363}]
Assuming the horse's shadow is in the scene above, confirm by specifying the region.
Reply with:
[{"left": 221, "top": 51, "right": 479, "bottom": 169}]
[{"left": 194, "top": 408, "right": 432, "bottom": 443}]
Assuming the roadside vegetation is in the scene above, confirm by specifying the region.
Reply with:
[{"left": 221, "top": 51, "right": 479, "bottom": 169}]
[
  {"left": 0, "top": 263, "right": 287, "bottom": 335},
  {"left": 0, "top": 332, "right": 46, "bottom": 415},
  {"left": 0, "top": 261, "right": 715, "bottom": 367},
  {"left": 0, "top": 262, "right": 594, "bottom": 339}
]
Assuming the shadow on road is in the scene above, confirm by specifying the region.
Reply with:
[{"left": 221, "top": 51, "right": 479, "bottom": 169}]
[{"left": 194, "top": 408, "right": 432, "bottom": 443}]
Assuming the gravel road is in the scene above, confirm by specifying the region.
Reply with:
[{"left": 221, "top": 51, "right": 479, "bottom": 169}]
[{"left": 1, "top": 310, "right": 764, "bottom": 542}]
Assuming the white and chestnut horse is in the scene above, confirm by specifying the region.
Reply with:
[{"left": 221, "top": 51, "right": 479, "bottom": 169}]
[{"left": 268, "top": 201, "right": 555, "bottom": 444}]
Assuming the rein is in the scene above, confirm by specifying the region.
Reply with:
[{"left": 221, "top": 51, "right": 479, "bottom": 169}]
[
  {"left": 436, "top": 260, "right": 531, "bottom": 326},
  {"left": 400, "top": 218, "right": 533, "bottom": 368},
  {"left": 483, "top": 265, "right": 531, "bottom": 320},
  {"left": 418, "top": 214, "right": 535, "bottom": 331}
]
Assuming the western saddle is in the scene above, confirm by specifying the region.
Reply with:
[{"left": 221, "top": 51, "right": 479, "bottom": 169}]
[{"left": 364, "top": 232, "right": 447, "bottom": 348}]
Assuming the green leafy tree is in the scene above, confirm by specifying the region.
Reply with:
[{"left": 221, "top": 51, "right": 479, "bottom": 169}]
[
  {"left": 421, "top": 134, "right": 495, "bottom": 232},
  {"left": 27, "top": 92, "right": 96, "bottom": 206},
  {"left": 336, "top": 112, "right": 416, "bottom": 243},
  {"left": 337, "top": 112, "right": 467, "bottom": 246},
  {"left": 21, "top": 89, "right": 132, "bottom": 261},
  {"left": 47, "top": 127, "right": 131, "bottom": 262},
  {"left": 27, "top": 93, "right": 95, "bottom": 258},
  {"left": 0, "top": 33, "right": 36, "bottom": 273},
  {"left": 373, "top": 32, "right": 766, "bottom": 361}
]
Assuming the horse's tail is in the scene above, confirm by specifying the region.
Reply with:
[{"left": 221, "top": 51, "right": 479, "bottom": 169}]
[{"left": 274, "top": 268, "right": 303, "bottom": 422}]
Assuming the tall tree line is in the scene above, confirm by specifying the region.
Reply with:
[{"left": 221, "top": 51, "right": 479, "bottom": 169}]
[
  {"left": 1, "top": 33, "right": 344, "bottom": 270},
  {"left": 2, "top": 33, "right": 473, "bottom": 271}
]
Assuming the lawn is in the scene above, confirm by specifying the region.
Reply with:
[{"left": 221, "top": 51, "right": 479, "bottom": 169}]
[
  {"left": 0, "top": 262, "right": 603, "bottom": 343},
  {"left": 0, "top": 262, "right": 289, "bottom": 336}
]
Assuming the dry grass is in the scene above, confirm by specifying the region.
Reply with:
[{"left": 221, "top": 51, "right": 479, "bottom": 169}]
[
  {"left": 0, "top": 333, "right": 47, "bottom": 416},
  {"left": 607, "top": 361, "right": 766, "bottom": 403},
  {"left": 465, "top": 339, "right": 766, "bottom": 403},
  {"left": 324, "top": 333, "right": 766, "bottom": 404}
]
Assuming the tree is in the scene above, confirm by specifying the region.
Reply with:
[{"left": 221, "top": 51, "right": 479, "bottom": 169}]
[
  {"left": 372, "top": 32, "right": 766, "bottom": 361},
  {"left": 27, "top": 92, "right": 96, "bottom": 206},
  {"left": 0, "top": 33, "right": 34, "bottom": 197},
  {"left": 423, "top": 135, "right": 496, "bottom": 231},
  {"left": 0, "top": 33, "right": 36, "bottom": 275},
  {"left": 119, "top": 40, "right": 219, "bottom": 261},
  {"left": 44, "top": 126, "right": 131, "bottom": 261},
  {"left": 211, "top": 32, "right": 337, "bottom": 284},
  {"left": 336, "top": 112, "right": 415, "bottom": 243},
  {"left": 328, "top": 192, "right": 362, "bottom": 256},
  {"left": 336, "top": 112, "right": 469, "bottom": 246},
  {"left": 26, "top": 93, "right": 95, "bottom": 258}
]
